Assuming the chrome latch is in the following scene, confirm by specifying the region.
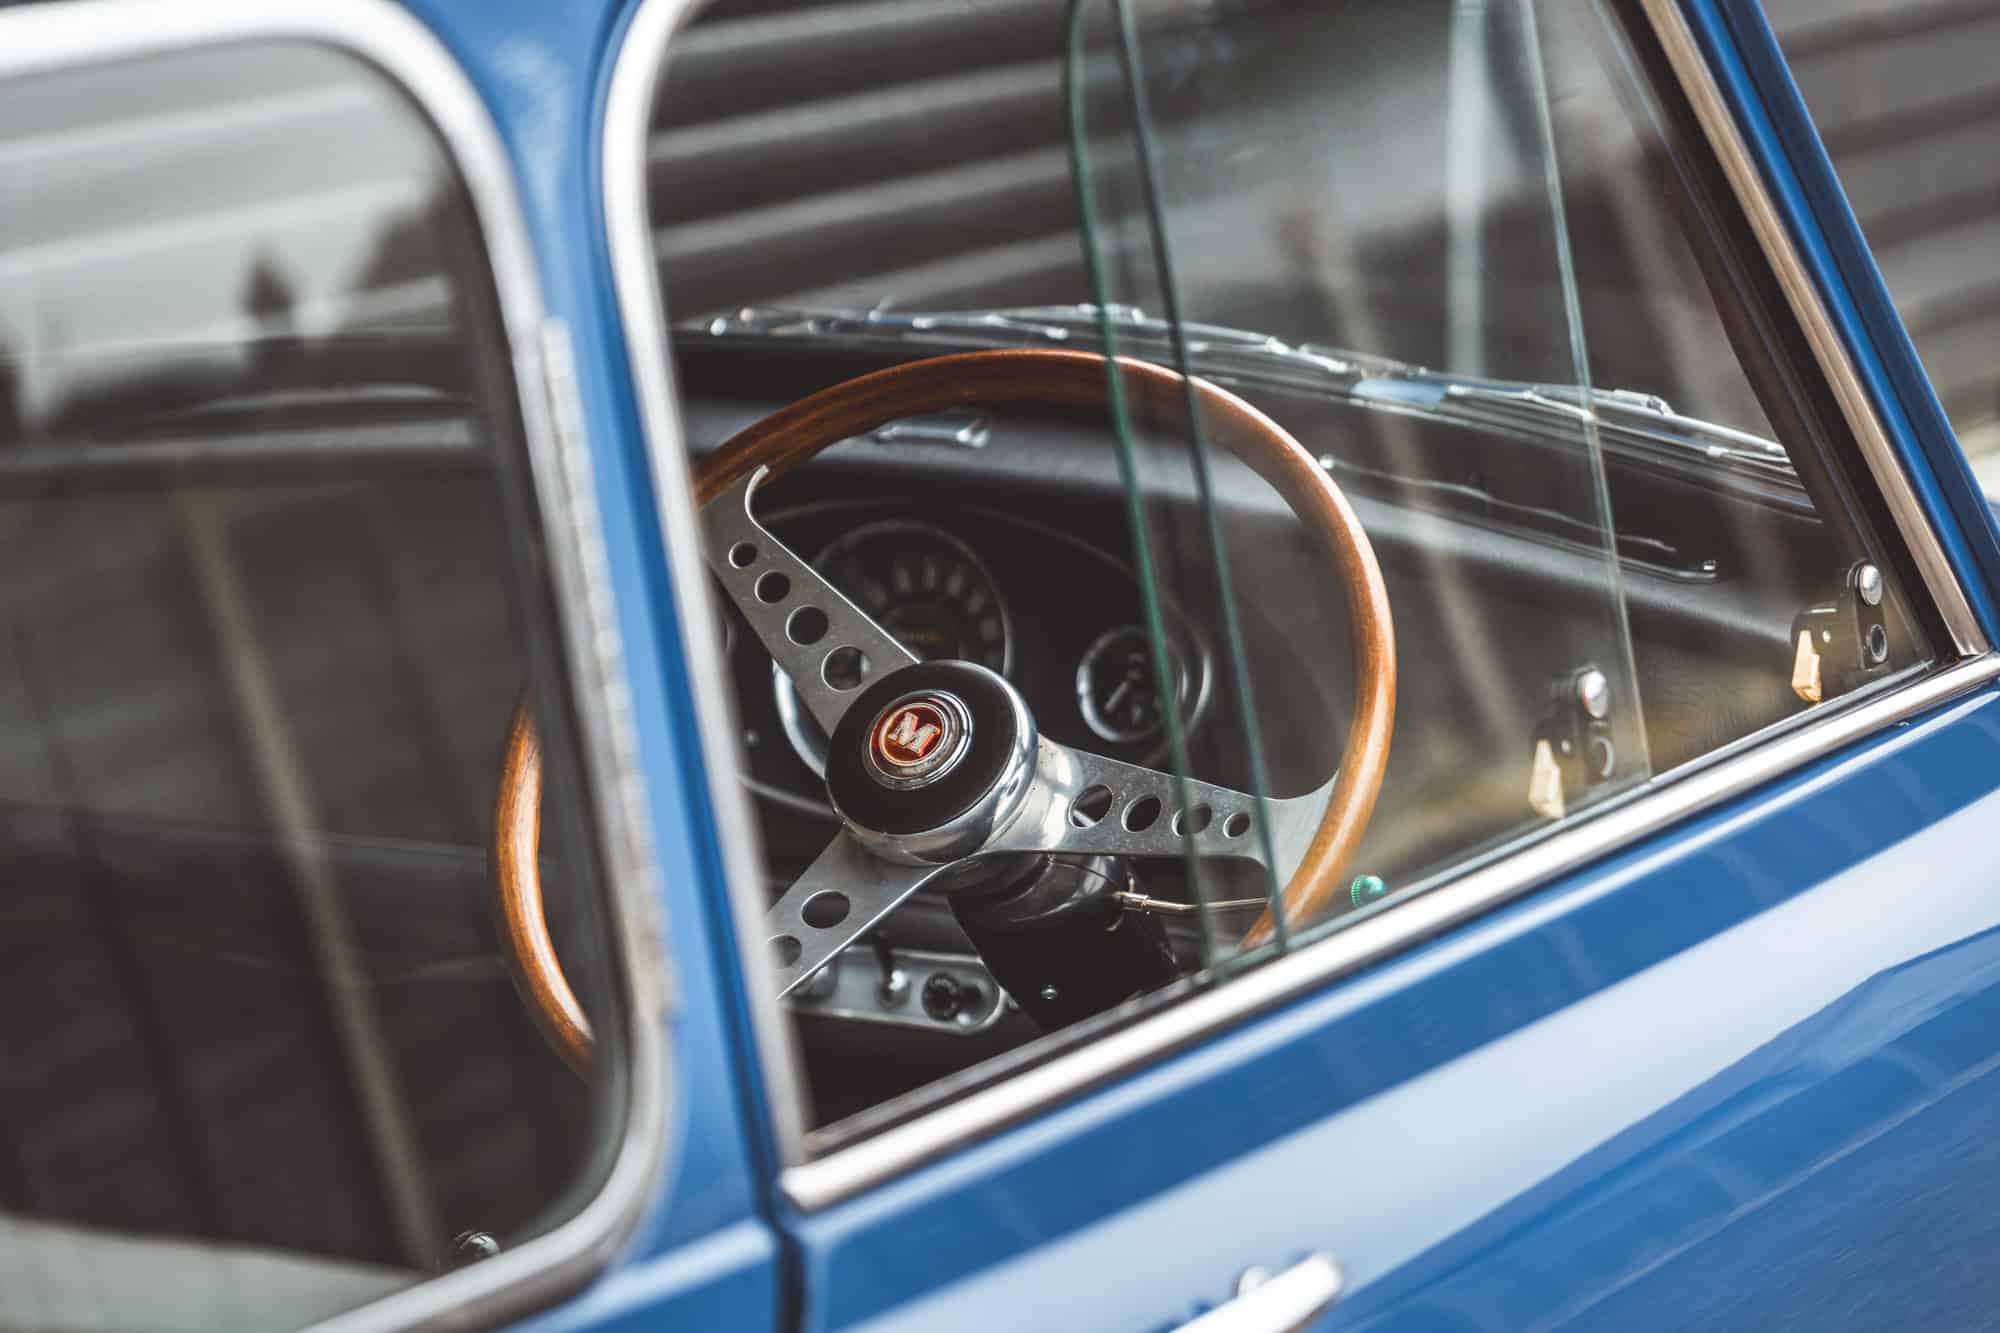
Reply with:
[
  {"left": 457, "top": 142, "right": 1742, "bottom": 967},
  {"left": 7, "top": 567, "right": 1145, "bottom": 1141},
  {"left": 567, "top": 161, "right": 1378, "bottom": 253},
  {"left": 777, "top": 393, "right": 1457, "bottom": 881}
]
[
  {"left": 1790, "top": 560, "right": 1890, "bottom": 705},
  {"left": 1529, "top": 664, "right": 1617, "bottom": 820}
]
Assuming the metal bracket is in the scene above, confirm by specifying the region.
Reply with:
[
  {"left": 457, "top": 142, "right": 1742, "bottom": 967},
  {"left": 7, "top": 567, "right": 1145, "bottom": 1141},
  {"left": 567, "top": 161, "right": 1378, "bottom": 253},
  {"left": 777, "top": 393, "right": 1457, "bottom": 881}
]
[
  {"left": 1790, "top": 561, "right": 1891, "bottom": 705},
  {"left": 787, "top": 944, "right": 1009, "bottom": 1035},
  {"left": 1528, "top": 664, "right": 1617, "bottom": 820}
]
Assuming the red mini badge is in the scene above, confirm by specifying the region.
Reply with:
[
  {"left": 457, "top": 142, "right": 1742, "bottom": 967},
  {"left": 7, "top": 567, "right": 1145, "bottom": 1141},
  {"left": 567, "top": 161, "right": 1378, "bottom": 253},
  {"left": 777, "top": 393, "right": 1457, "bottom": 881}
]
[{"left": 874, "top": 700, "right": 949, "bottom": 768}]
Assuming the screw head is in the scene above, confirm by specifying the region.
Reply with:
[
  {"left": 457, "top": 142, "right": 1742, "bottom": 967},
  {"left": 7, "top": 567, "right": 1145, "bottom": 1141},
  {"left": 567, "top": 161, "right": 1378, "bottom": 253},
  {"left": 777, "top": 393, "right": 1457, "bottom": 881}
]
[
  {"left": 1857, "top": 563, "right": 1884, "bottom": 607},
  {"left": 921, "top": 972, "right": 964, "bottom": 1021},
  {"left": 799, "top": 963, "right": 838, "bottom": 1001},
  {"left": 445, "top": 1231, "right": 500, "bottom": 1270},
  {"left": 1589, "top": 735, "right": 1617, "bottom": 780},
  {"left": 1039, "top": 984, "right": 1059, "bottom": 1002},
  {"left": 1576, "top": 667, "right": 1610, "bottom": 720}
]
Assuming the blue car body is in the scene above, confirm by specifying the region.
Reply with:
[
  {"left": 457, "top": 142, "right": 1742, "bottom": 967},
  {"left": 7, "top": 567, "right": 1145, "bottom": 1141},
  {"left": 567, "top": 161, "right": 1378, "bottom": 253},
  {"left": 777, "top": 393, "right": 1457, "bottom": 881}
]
[{"left": 20, "top": 0, "right": 1991, "bottom": 1327}]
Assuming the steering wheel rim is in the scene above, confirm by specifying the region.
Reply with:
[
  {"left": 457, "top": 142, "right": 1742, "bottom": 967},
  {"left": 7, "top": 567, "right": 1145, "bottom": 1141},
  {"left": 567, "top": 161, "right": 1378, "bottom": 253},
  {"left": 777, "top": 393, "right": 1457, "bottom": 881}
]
[{"left": 489, "top": 349, "right": 1394, "bottom": 1075}]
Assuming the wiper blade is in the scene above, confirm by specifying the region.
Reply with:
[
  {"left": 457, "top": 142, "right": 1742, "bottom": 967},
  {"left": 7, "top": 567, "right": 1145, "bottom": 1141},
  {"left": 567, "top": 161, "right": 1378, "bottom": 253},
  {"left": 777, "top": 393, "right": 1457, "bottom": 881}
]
[
  {"left": 1350, "top": 374, "right": 1793, "bottom": 474},
  {"left": 696, "top": 302, "right": 1382, "bottom": 378},
  {"left": 695, "top": 302, "right": 1791, "bottom": 474}
]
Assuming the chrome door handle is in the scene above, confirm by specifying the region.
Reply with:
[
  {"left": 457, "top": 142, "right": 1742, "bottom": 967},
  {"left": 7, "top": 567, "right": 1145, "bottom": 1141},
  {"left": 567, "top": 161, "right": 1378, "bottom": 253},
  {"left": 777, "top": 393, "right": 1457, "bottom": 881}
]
[{"left": 1172, "top": 1254, "right": 1344, "bottom": 1332}]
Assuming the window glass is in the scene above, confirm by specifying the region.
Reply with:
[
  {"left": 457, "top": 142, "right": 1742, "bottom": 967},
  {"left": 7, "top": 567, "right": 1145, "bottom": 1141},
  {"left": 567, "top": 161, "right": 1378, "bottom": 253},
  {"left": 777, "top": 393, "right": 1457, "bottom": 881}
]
[
  {"left": 1069, "top": 0, "right": 1657, "bottom": 951},
  {"left": 644, "top": 0, "right": 1932, "bottom": 1151},
  {"left": 0, "top": 41, "right": 621, "bottom": 1329}
]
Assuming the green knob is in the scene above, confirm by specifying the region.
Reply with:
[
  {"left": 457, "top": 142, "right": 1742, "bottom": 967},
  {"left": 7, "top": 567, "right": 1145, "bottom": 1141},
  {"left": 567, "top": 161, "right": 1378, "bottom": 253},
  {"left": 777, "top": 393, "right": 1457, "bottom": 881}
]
[{"left": 1349, "top": 874, "right": 1387, "bottom": 908}]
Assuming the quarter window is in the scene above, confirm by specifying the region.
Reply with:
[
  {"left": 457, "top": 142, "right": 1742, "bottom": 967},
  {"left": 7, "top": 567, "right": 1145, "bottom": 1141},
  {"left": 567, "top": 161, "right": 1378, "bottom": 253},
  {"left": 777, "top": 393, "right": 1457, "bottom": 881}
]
[{"left": 0, "top": 38, "right": 624, "bottom": 1329}]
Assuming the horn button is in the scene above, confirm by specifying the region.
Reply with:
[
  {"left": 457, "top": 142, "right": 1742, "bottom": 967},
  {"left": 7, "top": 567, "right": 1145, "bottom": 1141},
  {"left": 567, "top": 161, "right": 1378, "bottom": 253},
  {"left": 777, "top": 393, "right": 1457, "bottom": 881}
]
[{"left": 826, "top": 661, "right": 1037, "bottom": 863}]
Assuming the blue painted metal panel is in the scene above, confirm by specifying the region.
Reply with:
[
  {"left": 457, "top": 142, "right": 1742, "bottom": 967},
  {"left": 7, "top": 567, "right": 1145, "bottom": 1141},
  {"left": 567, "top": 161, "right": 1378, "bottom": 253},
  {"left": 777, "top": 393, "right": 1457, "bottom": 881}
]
[
  {"left": 1688, "top": 0, "right": 2000, "bottom": 645},
  {"left": 385, "top": 0, "right": 784, "bottom": 1325},
  {"left": 517, "top": 1222, "right": 783, "bottom": 1333}
]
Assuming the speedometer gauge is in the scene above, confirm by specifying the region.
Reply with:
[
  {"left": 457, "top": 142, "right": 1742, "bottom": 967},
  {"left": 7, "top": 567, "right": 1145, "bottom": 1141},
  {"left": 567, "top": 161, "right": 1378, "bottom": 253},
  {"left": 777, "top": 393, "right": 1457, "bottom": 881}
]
[
  {"left": 817, "top": 522, "right": 1011, "bottom": 674},
  {"left": 774, "top": 521, "right": 1011, "bottom": 775}
]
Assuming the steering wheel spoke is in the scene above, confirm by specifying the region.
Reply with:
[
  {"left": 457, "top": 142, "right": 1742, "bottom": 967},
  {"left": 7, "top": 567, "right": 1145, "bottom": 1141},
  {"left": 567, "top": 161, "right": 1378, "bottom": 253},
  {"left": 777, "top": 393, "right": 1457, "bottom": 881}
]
[
  {"left": 990, "top": 739, "right": 1333, "bottom": 882},
  {"left": 702, "top": 467, "right": 918, "bottom": 735},
  {"left": 765, "top": 832, "right": 948, "bottom": 997}
]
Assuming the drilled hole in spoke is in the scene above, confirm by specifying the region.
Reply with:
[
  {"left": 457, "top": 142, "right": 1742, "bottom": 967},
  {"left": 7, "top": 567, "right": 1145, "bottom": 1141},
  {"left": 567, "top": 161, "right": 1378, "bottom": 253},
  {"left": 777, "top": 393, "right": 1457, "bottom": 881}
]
[
  {"left": 801, "top": 890, "right": 850, "bottom": 930},
  {"left": 771, "top": 935, "right": 801, "bottom": 968},
  {"left": 1174, "top": 803, "right": 1213, "bottom": 836},
  {"left": 1070, "top": 785, "right": 1114, "bottom": 828},
  {"left": 823, "top": 646, "right": 868, "bottom": 690},
  {"left": 728, "top": 541, "right": 757, "bottom": 569},
  {"left": 755, "top": 571, "right": 791, "bottom": 604},
  {"left": 788, "top": 606, "right": 829, "bottom": 646},
  {"left": 1223, "top": 811, "right": 1251, "bottom": 839},
  {"left": 1123, "top": 795, "right": 1162, "bottom": 832}
]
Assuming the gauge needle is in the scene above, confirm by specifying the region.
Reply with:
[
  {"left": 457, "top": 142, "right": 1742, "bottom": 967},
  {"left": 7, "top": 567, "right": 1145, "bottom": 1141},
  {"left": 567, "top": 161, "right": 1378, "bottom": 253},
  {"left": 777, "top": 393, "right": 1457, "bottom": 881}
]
[{"left": 1103, "top": 676, "right": 1138, "bottom": 717}]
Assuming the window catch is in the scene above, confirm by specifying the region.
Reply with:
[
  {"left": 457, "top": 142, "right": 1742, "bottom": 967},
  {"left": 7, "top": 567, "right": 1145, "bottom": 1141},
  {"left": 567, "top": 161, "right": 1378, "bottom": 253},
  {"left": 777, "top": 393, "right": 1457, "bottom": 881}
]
[
  {"left": 1790, "top": 561, "right": 1890, "bottom": 706},
  {"left": 1529, "top": 665, "right": 1618, "bottom": 820}
]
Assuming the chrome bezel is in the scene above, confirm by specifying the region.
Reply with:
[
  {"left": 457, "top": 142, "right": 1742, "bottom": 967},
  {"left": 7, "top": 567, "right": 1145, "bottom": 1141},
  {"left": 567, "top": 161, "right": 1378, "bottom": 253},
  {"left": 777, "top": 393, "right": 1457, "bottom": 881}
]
[
  {"left": 0, "top": 3, "right": 670, "bottom": 1329},
  {"left": 832, "top": 667, "right": 1040, "bottom": 866},
  {"left": 606, "top": 0, "right": 1997, "bottom": 1215}
]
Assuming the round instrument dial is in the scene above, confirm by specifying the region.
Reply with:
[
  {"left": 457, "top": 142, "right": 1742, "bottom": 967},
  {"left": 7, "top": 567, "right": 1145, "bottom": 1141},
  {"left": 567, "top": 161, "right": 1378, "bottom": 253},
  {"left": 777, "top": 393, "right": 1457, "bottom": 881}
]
[
  {"left": 774, "top": 521, "right": 1012, "bottom": 775},
  {"left": 1076, "top": 624, "right": 1189, "bottom": 748},
  {"left": 817, "top": 522, "right": 1011, "bottom": 674}
]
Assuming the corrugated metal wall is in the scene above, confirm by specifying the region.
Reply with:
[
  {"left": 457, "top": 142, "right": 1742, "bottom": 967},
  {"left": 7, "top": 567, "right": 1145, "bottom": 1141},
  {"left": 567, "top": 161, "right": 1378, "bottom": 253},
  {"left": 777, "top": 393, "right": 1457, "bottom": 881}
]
[
  {"left": 1771, "top": 0, "right": 2000, "bottom": 483},
  {"left": 652, "top": 0, "right": 1092, "bottom": 318},
  {"left": 652, "top": 0, "right": 2000, "bottom": 478}
]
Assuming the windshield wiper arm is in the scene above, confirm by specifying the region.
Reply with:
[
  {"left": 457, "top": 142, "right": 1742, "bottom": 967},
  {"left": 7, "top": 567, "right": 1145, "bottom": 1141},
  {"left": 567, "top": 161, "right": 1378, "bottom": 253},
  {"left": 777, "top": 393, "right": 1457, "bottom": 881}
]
[
  {"left": 699, "top": 301, "right": 1384, "bottom": 379},
  {"left": 1347, "top": 373, "right": 1792, "bottom": 473},
  {"left": 695, "top": 302, "right": 1791, "bottom": 474}
]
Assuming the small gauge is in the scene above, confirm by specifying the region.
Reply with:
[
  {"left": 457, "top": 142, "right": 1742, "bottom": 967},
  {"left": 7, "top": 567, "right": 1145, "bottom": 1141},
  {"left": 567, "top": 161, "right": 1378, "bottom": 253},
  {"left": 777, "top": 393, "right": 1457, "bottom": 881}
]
[
  {"left": 1076, "top": 625, "right": 1188, "bottom": 747},
  {"left": 774, "top": 521, "right": 1012, "bottom": 775}
]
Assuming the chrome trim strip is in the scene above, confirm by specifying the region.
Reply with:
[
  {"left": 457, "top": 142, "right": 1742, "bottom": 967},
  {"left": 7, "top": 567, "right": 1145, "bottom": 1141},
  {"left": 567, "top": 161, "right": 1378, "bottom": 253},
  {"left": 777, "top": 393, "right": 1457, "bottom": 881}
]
[
  {"left": 603, "top": 0, "right": 2000, "bottom": 1216},
  {"left": 785, "top": 653, "right": 2000, "bottom": 1208},
  {"left": 606, "top": 0, "right": 812, "bottom": 1162},
  {"left": 0, "top": 3, "right": 669, "bottom": 1328},
  {"left": 1637, "top": 0, "right": 1988, "bottom": 659}
]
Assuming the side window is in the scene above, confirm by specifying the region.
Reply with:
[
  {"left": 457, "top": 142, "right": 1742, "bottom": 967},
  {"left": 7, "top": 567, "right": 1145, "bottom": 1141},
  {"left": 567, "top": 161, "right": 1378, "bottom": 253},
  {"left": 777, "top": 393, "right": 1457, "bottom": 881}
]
[
  {"left": 627, "top": 0, "right": 1945, "bottom": 1168},
  {"left": 0, "top": 39, "right": 624, "bottom": 1329}
]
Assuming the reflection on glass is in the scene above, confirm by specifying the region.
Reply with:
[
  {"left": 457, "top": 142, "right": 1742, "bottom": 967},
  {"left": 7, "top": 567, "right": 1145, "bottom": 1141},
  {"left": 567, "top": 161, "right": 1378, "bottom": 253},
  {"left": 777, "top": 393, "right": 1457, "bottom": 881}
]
[
  {"left": 0, "top": 42, "right": 614, "bottom": 1332},
  {"left": 1068, "top": 0, "right": 1703, "bottom": 950}
]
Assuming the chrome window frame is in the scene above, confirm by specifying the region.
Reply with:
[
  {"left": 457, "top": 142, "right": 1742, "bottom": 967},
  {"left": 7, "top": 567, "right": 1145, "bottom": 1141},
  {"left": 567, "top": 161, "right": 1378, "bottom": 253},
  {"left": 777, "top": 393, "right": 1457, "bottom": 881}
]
[
  {"left": 604, "top": 0, "right": 2000, "bottom": 1212},
  {"left": 0, "top": 3, "right": 670, "bottom": 1329}
]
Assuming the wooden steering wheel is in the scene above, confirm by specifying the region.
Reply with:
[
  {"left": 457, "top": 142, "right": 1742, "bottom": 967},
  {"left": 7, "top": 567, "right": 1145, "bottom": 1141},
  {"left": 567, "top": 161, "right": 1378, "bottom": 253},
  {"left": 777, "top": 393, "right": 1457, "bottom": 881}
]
[{"left": 490, "top": 349, "right": 1395, "bottom": 1076}]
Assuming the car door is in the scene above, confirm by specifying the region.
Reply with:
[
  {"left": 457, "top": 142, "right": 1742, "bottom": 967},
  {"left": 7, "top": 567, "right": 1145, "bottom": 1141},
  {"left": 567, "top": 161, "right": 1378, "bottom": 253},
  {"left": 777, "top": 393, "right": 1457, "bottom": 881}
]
[{"left": 607, "top": 0, "right": 2000, "bottom": 1329}]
